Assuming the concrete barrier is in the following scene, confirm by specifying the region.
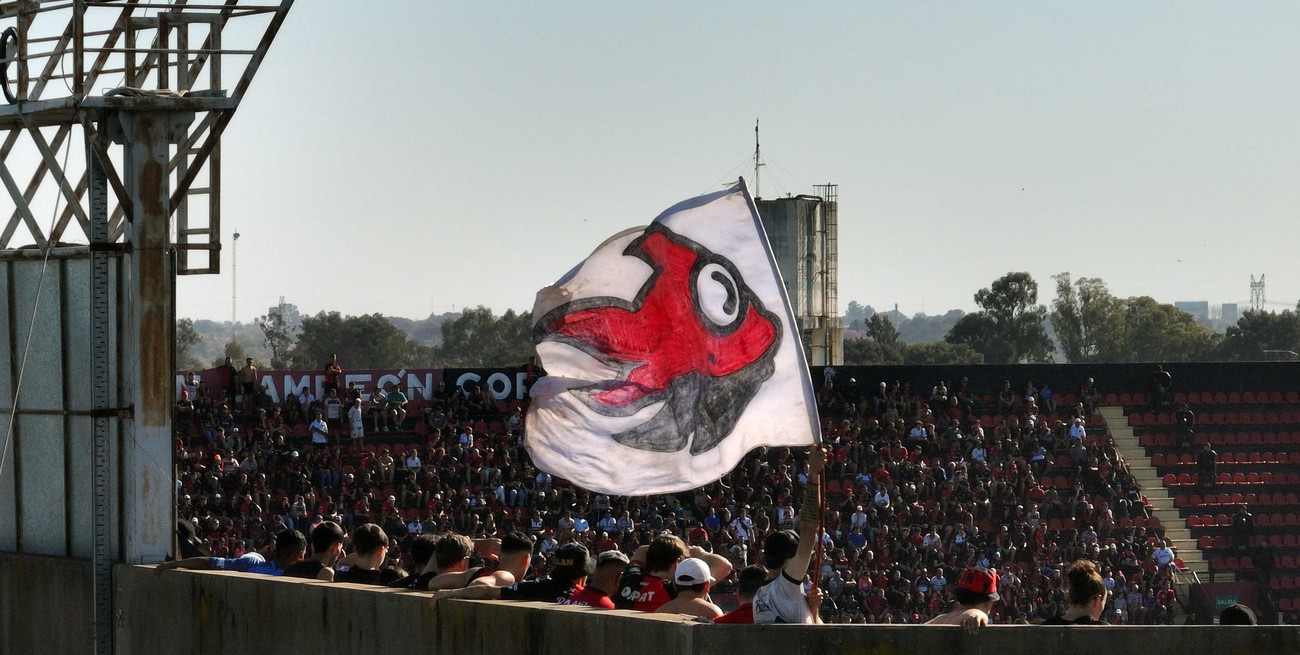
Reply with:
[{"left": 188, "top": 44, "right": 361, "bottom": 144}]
[
  {"left": 6, "top": 555, "right": 1300, "bottom": 655},
  {"left": 0, "top": 553, "right": 94, "bottom": 653}
]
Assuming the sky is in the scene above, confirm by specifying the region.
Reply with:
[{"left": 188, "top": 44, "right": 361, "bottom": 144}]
[{"left": 161, "top": 2, "right": 1300, "bottom": 322}]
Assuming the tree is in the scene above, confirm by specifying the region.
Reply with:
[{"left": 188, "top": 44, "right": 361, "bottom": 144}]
[
  {"left": 864, "top": 313, "right": 901, "bottom": 349},
  {"left": 843, "top": 337, "right": 903, "bottom": 366},
  {"left": 1050, "top": 273, "right": 1126, "bottom": 362},
  {"left": 256, "top": 310, "right": 297, "bottom": 369},
  {"left": 1215, "top": 309, "right": 1300, "bottom": 361},
  {"left": 434, "top": 306, "right": 535, "bottom": 367},
  {"left": 1119, "top": 297, "right": 1218, "bottom": 362},
  {"left": 290, "top": 311, "right": 433, "bottom": 369},
  {"left": 176, "top": 318, "right": 204, "bottom": 370},
  {"left": 945, "top": 272, "right": 1052, "bottom": 363},
  {"left": 901, "top": 341, "right": 984, "bottom": 365},
  {"left": 215, "top": 339, "right": 248, "bottom": 367}
]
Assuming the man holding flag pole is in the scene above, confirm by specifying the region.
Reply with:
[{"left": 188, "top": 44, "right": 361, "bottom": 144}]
[{"left": 752, "top": 445, "right": 826, "bottom": 624}]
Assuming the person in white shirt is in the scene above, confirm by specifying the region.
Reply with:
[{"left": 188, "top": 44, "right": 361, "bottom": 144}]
[
  {"left": 309, "top": 412, "right": 329, "bottom": 446},
  {"left": 348, "top": 400, "right": 365, "bottom": 444},
  {"left": 873, "top": 489, "right": 891, "bottom": 509},
  {"left": 849, "top": 506, "right": 869, "bottom": 532}
]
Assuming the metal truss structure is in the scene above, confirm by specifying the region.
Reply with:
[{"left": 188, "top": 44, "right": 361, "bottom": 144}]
[
  {"left": 1, "top": 0, "right": 292, "bottom": 273},
  {"left": 0, "top": 3, "right": 292, "bottom": 653}
]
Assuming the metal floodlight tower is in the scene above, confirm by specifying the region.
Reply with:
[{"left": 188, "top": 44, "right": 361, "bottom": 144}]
[{"left": 0, "top": 2, "right": 293, "bottom": 653}]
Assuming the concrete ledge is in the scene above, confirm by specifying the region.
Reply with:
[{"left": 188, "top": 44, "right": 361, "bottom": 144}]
[
  {"left": 7, "top": 556, "right": 1300, "bottom": 655},
  {"left": 0, "top": 553, "right": 94, "bottom": 654}
]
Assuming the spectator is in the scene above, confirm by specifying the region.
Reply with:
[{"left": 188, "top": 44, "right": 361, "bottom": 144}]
[
  {"left": 753, "top": 447, "right": 824, "bottom": 624},
  {"left": 715, "top": 565, "right": 767, "bottom": 624},
  {"left": 387, "top": 384, "right": 409, "bottom": 430},
  {"left": 925, "top": 566, "right": 1000, "bottom": 634},
  {"left": 1220, "top": 604, "right": 1258, "bottom": 626},
  {"left": 157, "top": 529, "right": 305, "bottom": 577},
  {"left": 567, "top": 550, "right": 629, "bottom": 609},
  {"left": 1044, "top": 560, "right": 1109, "bottom": 625},
  {"left": 431, "top": 542, "right": 594, "bottom": 606},
  {"left": 322, "top": 354, "right": 343, "bottom": 396},
  {"left": 284, "top": 521, "right": 344, "bottom": 582},
  {"left": 335, "top": 523, "right": 391, "bottom": 585},
  {"left": 656, "top": 558, "right": 723, "bottom": 619}
]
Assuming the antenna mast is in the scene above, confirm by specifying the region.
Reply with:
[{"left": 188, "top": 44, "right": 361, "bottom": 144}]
[
  {"left": 754, "top": 119, "right": 764, "bottom": 199},
  {"left": 1251, "top": 274, "right": 1266, "bottom": 312}
]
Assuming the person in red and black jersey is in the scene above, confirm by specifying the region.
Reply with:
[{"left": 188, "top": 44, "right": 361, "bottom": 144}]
[
  {"left": 430, "top": 543, "right": 595, "bottom": 606},
  {"left": 615, "top": 534, "right": 732, "bottom": 612},
  {"left": 565, "top": 549, "right": 628, "bottom": 609}
]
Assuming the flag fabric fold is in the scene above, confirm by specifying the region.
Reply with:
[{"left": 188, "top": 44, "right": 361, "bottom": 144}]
[{"left": 525, "top": 179, "right": 820, "bottom": 496}]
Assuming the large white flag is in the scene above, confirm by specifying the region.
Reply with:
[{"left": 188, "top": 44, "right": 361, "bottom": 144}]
[{"left": 526, "top": 179, "right": 820, "bottom": 495}]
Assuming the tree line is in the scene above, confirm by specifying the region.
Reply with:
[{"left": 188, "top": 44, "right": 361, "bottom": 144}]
[
  {"left": 177, "top": 305, "right": 536, "bottom": 371},
  {"left": 845, "top": 271, "right": 1300, "bottom": 365},
  {"left": 176, "top": 272, "right": 1300, "bottom": 371}
]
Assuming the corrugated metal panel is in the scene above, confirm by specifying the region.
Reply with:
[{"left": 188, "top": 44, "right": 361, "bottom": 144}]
[
  {"left": 0, "top": 261, "right": 13, "bottom": 551},
  {"left": 0, "top": 253, "right": 121, "bottom": 558}
]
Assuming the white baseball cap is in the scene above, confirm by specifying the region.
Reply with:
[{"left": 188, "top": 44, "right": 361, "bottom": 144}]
[{"left": 674, "top": 557, "right": 714, "bottom": 586}]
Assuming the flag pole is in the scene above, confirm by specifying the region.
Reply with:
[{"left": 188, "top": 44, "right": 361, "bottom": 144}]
[{"left": 810, "top": 466, "right": 827, "bottom": 590}]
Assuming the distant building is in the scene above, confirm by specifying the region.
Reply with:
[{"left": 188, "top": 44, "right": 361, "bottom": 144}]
[
  {"left": 1221, "top": 303, "right": 1239, "bottom": 324},
  {"left": 756, "top": 186, "right": 842, "bottom": 365},
  {"left": 1175, "top": 301, "right": 1210, "bottom": 322}
]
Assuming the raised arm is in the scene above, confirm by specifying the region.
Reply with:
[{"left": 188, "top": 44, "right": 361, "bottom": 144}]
[
  {"left": 784, "top": 447, "right": 826, "bottom": 582},
  {"left": 689, "top": 545, "right": 734, "bottom": 583}
]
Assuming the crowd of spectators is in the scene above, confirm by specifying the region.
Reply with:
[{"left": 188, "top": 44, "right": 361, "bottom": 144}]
[{"left": 170, "top": 359, "right": 1190, "bottom": 625}]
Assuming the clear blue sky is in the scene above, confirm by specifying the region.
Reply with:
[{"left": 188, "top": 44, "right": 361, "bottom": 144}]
[{"left": 177, "top": 1, "right": 1300, "bottom": 323}]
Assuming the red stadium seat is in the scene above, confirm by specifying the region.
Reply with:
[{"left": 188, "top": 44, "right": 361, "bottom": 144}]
[
  {"left": 1243, "top": 391, "right": 1257, "bottom": 404},
  {"left": 1188, "top": 392, "right": 1202, "bottom": 404},
  {"left": 1187, "top": 515, "right": 1202, "bottom": 528}
]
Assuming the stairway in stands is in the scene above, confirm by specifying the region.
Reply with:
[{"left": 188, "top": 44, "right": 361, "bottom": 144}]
[{"left": 1102, "top": 406, "right": 1210, "bottom": 577}]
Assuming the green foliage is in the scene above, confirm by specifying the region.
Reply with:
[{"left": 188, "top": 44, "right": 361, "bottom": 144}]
[
  {"left": 945, "top": 272, "right": 1052, "bottom": 363},
  {"left": 864, "top": 313, "right": 901, "bottom": 348},
  {"left": 1050, "top": 273, "right": 1126, "bottom": 362},
  {"left": 434, "top": 306, "right": 535, "bottom": 367},
  {"left": 176, "top": 318, "right": 204, "bottom": 370},
  {"left": 843, "top": 337, "right": 903, "bottom": 365},
  {"left": 289, "top": 311, "right": 433, "bottom": 369},
  {"left": 215, "top": 339, "right": 248, "bottom": 367},
  {"left": 1118, "top": 297, "right": 1217, "bottom": 361},
  {"left": 255, "top": 311, "right": 297, "bottom": 369},
  {"left": 1215, "top": 309, "right": 1300, "bottom": 361},
  {"left": 902, "top": 341, "right": 985, "bottom": 365}
]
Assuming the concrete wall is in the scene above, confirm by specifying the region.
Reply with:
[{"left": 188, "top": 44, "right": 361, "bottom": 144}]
[
  {"left": 6, "top": 556, "right": 1300, "bottom": 655},
  {"left": 0, "top": 554, "right": 94, "bottom": 653}
]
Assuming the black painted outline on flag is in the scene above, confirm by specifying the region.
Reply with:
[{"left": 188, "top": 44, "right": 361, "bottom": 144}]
[{"left": 533, "top": 222, "right": 782, "bottom": 455}]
